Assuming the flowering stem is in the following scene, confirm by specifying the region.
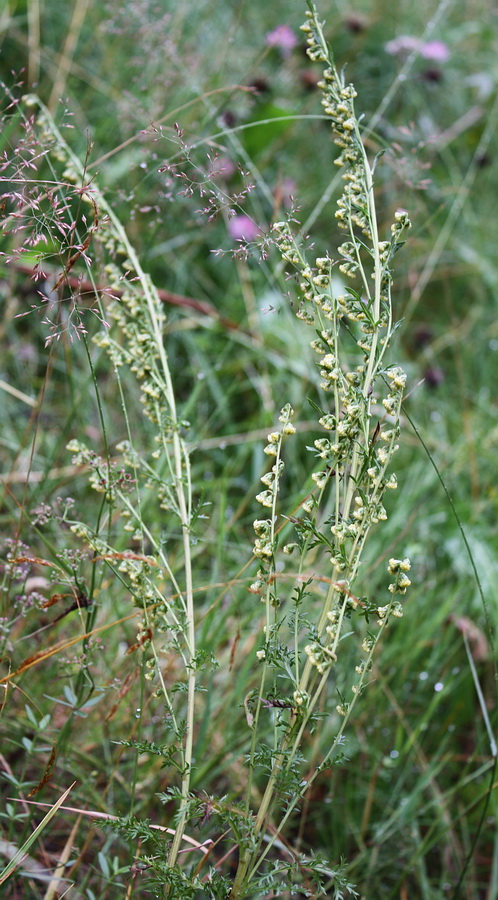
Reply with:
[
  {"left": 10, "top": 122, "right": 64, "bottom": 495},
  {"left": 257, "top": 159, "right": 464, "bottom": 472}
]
[
  {"left": 235, "top": 6, "right": 413, "bottom": 895},
  {"left": 24, "top": 96, "right": 197, "bottom": 874}
]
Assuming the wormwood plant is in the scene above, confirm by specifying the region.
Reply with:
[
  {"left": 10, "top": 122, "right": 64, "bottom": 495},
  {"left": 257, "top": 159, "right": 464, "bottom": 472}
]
[
  {"left": 228, "top": 7, "right": 413, "bottom": 897},
  {"left": 1, "top": 4, "right": 415, "bottom": 898},
  {"left": 2, "top": 92, "right": 199, "bottom": 889}
]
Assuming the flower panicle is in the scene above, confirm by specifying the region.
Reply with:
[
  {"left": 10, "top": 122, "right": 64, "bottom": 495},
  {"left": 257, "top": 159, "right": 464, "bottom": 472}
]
[{"left": 254, "top": 5, "right": 414, "bottom": 676}]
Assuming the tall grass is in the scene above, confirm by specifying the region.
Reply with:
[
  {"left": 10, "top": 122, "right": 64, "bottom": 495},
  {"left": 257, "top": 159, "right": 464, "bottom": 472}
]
[{"left": 1, "top": 0, "right": 497, "bottom": 898}]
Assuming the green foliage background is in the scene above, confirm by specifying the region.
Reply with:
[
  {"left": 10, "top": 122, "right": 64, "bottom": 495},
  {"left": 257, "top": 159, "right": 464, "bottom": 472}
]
[{"left": 1, "top": 0, "right": 497, "bottom": 897}]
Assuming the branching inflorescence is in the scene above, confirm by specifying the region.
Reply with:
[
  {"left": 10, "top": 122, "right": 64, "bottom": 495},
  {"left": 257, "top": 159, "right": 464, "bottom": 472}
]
[
  {"left": 16, "top": 95, "right": 198, "bottom": 875},
  {"left": 231, "top": 5, "right": 413, "bottom": 895}
]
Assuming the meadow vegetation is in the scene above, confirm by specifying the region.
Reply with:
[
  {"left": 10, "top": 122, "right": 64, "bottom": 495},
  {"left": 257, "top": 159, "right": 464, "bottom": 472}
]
[{"left": 0, "top": 1, "right": 497, "bottom": 897}]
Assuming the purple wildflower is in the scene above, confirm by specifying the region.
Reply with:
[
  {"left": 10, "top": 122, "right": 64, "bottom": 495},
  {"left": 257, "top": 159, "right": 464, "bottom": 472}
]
[
  {"left": 209, "top": 155, "right": 236, "bottom": 181},
  {"left": 265, "top": 24, "right": 298, "bottom": 55},
  {"left": 228, "top": 215, "right": 260, "bottom": 242},
  {"left": 385, "top": 36, "right": 421, "bottom": 56},
  {"left": 420, "top": 40, "right": 450, "bottom": 62},
  {"left": 275, "top": 177, "right": 297, "bottom": 210},
  {"left": 385, "top": 35, "right": 450, "bottom": 63}
]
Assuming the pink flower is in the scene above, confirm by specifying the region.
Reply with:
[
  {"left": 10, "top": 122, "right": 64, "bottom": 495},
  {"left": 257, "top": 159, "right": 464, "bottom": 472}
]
[
  {"left": 385, "top": 35, "right": 420, "bottom": 56},
  {"left": 385, "top": 35, "right": 450, "bottom": 63},
  {"left": 209, "top": 155, "right": 236, "bottom": 181},
  {"left": 420, "top": 40, "right": 450, "bottom": 62},
  {"left": 274, "top": 177, "right": 297, "bottom": 209},
  {"left": 265, "top": 24, "right": 298, "bottom": 55},
  {"left": 228, "top": 214, "right": 260, "bottom": 242}
]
